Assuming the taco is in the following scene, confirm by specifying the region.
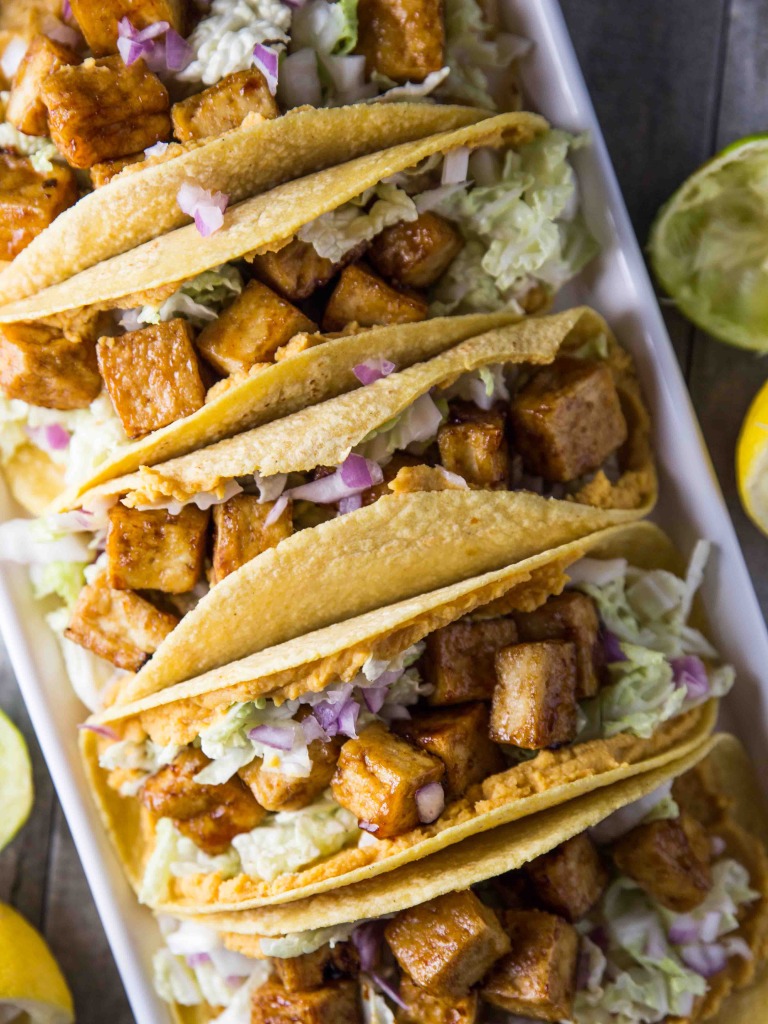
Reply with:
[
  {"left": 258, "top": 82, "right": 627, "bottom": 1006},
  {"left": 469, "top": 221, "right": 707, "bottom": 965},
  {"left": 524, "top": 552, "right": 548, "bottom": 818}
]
[
  {"left": 80, "top": 521, "right": 730, "bottom": 914},
  {"left": 150, "top": 735, "right": 768, "bottom": 1024},
  {"left": 0, "top": 0, "right": 532, "bottom": 301}
]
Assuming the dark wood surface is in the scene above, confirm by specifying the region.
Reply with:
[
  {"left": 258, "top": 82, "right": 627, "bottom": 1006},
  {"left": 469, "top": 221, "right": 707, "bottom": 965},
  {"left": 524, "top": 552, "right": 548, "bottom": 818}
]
[{"left": 2, "top": 3, "right": 768, "bottom": 1020}]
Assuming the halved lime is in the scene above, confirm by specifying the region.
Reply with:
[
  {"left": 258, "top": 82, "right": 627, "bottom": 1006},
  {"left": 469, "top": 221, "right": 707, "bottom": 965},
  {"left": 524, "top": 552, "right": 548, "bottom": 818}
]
[
  {"left": 0, "top": 710, "right": 33, "bottom": 851},
  {"left": 649, "top": 134, "right": 768, "bottom": 350}
]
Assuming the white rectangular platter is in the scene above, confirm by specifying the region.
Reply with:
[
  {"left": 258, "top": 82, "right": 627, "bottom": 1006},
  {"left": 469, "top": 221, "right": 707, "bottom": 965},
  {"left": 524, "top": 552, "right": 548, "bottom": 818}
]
[{"left": 2, "top": 1, "right": 767, "bottom": 1020}]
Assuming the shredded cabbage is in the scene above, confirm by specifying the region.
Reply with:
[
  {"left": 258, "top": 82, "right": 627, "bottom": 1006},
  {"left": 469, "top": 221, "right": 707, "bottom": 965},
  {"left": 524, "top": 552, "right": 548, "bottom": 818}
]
[
  {"left": 30, "top": 561, "right": 88, "bottom": 607},
  {"left": 361, "top": 977, "right": 397, "bottom": 1023},
  {"left": 99, "top": 738, "right": 182, "bottom": 795},
  {"left": 261, "top": 923, "right": 355, "bottom": 958},
  {"left": 0, "top": 115, "right": 60, "bottom": 173},
  {"left": 291, "top": 0, "right": 358, "bottom": 56},
  {"left": 131, "top": 265, "right": 243, "bottom": 328},
  {"left": 355, "top": 392, "right": 446, "bottom": 463},
  {"left": 46, "top": 607, "right": 121, "bottom": 713},
  {"left": 440, "top": 363, "right": 511, "bottom": 410},
  {"left": 140, "top": 818, "right": 241, "bottom": 905},
  {"left": 298, "top": 183, "right": 418, "bottom": 263},
  {"left": 371, "top": 67, "right": 451, "bottom": 103}
]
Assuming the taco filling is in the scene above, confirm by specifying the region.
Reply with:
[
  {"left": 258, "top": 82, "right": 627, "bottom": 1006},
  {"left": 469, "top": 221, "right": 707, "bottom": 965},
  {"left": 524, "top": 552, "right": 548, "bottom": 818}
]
[
  {"left": 150, "top": 752, "right": 768, "bottom": 1024},
  {"left": 91, "top": 542, "right": 733, "bottom": 907}
]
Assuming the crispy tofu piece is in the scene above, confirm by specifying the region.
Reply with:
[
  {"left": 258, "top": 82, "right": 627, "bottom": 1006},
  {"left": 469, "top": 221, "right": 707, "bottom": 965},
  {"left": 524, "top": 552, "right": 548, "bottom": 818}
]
[
  {"left": 172, "top": 68, "right": 278, "bottom": 142},
  {"left": 211, "top": 494, "right": 292, "bottom": 584},
  {"left": 42, "top": 56, "right": 170, "bottom": 169},
  {"left": 90, "top": 153, "right": 145, "bottom": 188},
  {"left": 196, "top": 280, "right": 316, "bottom": 375},
  {"left": 424, "top": 617, "right": 518, "bottom": 705},
  {"left": 239, "top": 730, "right": 342, "bottom": 812},
  {"left": 6, "top": 35, "right": 79, "bottom": 136},
  {"left": 356, "top": 0, "right": 444, "bottom": 83},
  {"left": 369, "top": 212, "right": 462, "bottom": 288},
  {"left": 483, "top": 910, "right": 578, "bottom": 1022},
  {"left": 331, "top": 724, "right": 445, "bottom": 838},
  {"left": 69, "top": 0, "right": 187, "bottom": 56},
  {"left": 515, "top": 592, "right": 603, "bottom": 700},
  {"left": 491, "top": 641, "right": 579, "bottom": 749},
  {"left": 97, "top": 318, "right": 205, "bottom": 437},
  {"left": 609, "top": 813, "right": 713, "bottom": 912},
  {"left": 64, "top": 572, "right": 178, "bottom": 671},
  {"left": 323, "top": 263, "right": 428, "bottom": 332},
  {"left": 385, "top": 891, "right": 509, "bottom": 998},
  {"left": 438, "top": 404, "right": 511, "bottom": 489},
  {"left": 0, "top": 154, "right": 78, "bottom": 260},
  {"left": 509, "top": 358, "right": 628, "bottom": 483},
  {"left": 251, "top": 979, "right": 362, "bottom": 1023},
  {"left": 395, "top": 703, "right": 505, "bottom": 801},
  {"left": 524, "top": 834, "right": 608, "bottom": 922},
  {"left": 271, "top": 948, "right": 331, "bottom": 993},
  {"left": 252, "top": 239, "right": 339, "bottom": 302},
  {"left": 141, "top": 747, "right": 266, "bottom": 856},
  {"left": 362, "top": 452, "right": 423, "bottom": 505},
  {"left": 106, "top": 504, "right": 209, "bottom": 594},
  {"left": 0, "top": 320, "right": 100, "bottom": 409},
  {"left": 397, "top": 976, "right": 478, "bottom": 1024}
]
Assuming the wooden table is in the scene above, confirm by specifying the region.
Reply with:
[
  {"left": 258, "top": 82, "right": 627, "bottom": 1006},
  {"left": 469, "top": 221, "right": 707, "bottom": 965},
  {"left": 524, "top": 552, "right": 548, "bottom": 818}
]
[{"left": 2, "top": 2, "right": 768, "bottom": 1019}]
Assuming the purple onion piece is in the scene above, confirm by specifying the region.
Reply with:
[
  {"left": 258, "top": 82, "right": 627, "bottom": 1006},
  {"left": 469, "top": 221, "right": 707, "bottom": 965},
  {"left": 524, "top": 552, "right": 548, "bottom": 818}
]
[
  {"left": 670, "top": 655, "right": 709, "bottom": 700},
  {"left": 362, "top": 686, "right": 389, "bottom": 714},
  {"left": 336, "top": 698, "right": 360, "bottom": 738},
  {"left": 602, "top": 628, "right": 627, "bottom": 663},
  {"left": 165, "top": 27, "right": 193, "bottom": 71},
  {"left": 338, "top": 494, "right": 363, "bottom": 516},
  {"left": 680, "top": 943, "right": 727, "bottom": 978},
  {"left": 351, "top": 922, "right": 383, "bottom": 971},
  {"left": 248, "top": 724, "right": 295, "bottom": 750},
  {"left": 186, "top": 952, "right": 212, "bottom": 968},
  {"left": 77, "top": 723, "right": 119, "bottom": 740},
  {"left": 370, "top": 971, "right": 407, "bottom": 1010},
  {"left": 353, "top": 358, "right": 397, "bottom": 385},
  {"left": 253, "top": 43, "right": 279, "bottom": 95},
  {"left": 340, "top": 454, "right": 375, "bottom": 490},
  {"left": 415, "top": 782, "right": 444, "bottom": 824},
  {"left": 359, "top": 820, "right": 379, "bottom": 834}
]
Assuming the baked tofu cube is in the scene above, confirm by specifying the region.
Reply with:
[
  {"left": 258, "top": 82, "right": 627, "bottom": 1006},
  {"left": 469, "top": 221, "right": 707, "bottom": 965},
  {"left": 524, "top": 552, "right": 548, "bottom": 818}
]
[
  {"left": 524, "top": 835, "right": 608, "bottom": 922},
  {"left": 252, "top": 239, "right": 340, "bottom": 302},
  {"left": 64, "top": 572, "right": 178, "bottom": 672},
  {"left": 0, "top": 321, "right": 100, "bottom": 409},
  {"left": 438, "top": 404, "right": 510, "bottom": 489},
  {"left": 211, "top": 494, "right": 292, "bottom": 584},
  {"left": 331, "top": 724, "right": 444, "bottom": 838},
  {"left": 6, "top": 35, "right": 79, "bottom": 136},
  {"left": 491, "top": 641, "right": 579, "bottom": 750},
  {"left": 251, "top": 980, "right": 362, "bottom": 1023},
  {"left": 369, "top": 212, "right": 462, "bottom": 289},
  {"left": 239, "top": 732, "right": 342, "bottom": 812},
  {"left": 483, "top": 910, "right": 578, "bottom": 1022},
  {"left": 141, "top": 747, "right": 266, "bottom": 855},
  {"left": 385, "top": 891, "right": 509, "bottom": 998},
  {"left": 42, "top": 56, "right": 170, "bottom": 169},
  {"left": 0, "top": 155, "right": 78, "bottom": 260},
  {"left": 69, "top": 0, "right": 187, "bottom": 56},
  {"left": 172, "top": 68, "right": 278, "bottom": 142},
  {"left": 509, "top": 358, "right": 628, "bottom": 483},
  {"left": 609, "top": 813, "right": 713, "bottom": 912},
  {"left": 272, "top": 948, "right": 331, "bottom": 993},
  {"left": 395, "top": 703, "right": 505, "bottom": 801},
  {"left": 398, "top": 976, "right": 478, "bottom": 1024},
  {"left": 515, "top": 592, "right": 603, "bottom": 700},
  {"left": 424, "top": 618, "right": 519, "bottom": 705},
  {"left": 323, "top": 263, "right": 428, "bottom": 332},
  {"left": 97, "top": 319, "right": 205, "bottom": 437},
  {"left": 356, "top": 0, "right": 445, "bottom": 83},
  {"left": 196, "top": 280, "right": 316, "bottom": 375},
  {"left": 106, "top": 504, "right": 209, "bottom": 594},
  {"left": 90, "top": 153, "right": 145, "bottom": 188}
]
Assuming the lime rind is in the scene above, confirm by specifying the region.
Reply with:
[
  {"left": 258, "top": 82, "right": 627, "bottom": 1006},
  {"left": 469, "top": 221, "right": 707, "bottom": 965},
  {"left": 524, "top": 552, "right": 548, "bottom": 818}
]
[{"left": 0, "top": 711, "right": 33, "bottom": 851}]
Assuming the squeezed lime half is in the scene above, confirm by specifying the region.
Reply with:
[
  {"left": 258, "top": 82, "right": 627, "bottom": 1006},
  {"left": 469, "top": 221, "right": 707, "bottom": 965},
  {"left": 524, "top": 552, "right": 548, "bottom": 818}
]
[{"left": 0, "top": 710, "right": 33, "bottom": 851}]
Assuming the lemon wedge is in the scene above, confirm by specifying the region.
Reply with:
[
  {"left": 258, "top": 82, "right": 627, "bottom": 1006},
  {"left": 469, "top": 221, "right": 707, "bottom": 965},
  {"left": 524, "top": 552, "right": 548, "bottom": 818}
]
[
  {"left": 737, "top": 379, "right": 768, "bottom": 535},
  {"left": 0, "top": 710, "right": 33, "bottom": 852},
  {"left": 0, "top": 902, "right": 74, "bottom": 1024}
]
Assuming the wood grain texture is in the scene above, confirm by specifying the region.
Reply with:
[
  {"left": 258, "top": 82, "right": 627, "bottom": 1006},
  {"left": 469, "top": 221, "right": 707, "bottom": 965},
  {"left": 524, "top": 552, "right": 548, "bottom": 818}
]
[{"left": 1, "top": 2, "right": 766, "bottom": 1019}]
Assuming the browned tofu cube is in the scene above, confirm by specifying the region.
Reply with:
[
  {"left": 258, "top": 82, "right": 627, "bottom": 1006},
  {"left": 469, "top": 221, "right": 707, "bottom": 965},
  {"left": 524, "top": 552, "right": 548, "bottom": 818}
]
[
  {"left": 524, "top": 835, "right": 607, "bottom": 922},
  {"left": 196, "top": 280, "right": 316, "bottom": 375},
  {"left": 438, "top": 404, "right": 511, "bottom": 489},
  {"left": 90, "top": 153, "right": 145, "bottom": 188},
  {"left": 515, "top": 592, "right": 603, "bottom": 700},
  {"left": 394, "top": 703, "right": 505, "bottom": 801},
  {"left": 172, "top": 68, "right": 278, "bottom": 143},
  {"left": 491, "top": 641, "right": 579, "bottom": 750},
  {"left": 0, "top": 321, "right": 100, "bottom": 410},
  {"left": 69, "top": 0, "right": 187, "bottom": 56},
  {"left": 97, "top": 319, "right": 205, "bottom": 437},
  {"left": 272, "top": 948, "right": 331, "bottom": 993},
  {"left": 6, "top": 35, "right": 79, "bottom": 136},
  {"left": 239, "top": 730, "right": 342, "bottom": 812},
  {"left": 106, "top": 504, "right": 209, "bottom": 594},
  {"left": 424, "top": 618, "right": 519, "bottom": 706},
  {"left": 356, "top": 0, "right": 444, "bottom": 83},
  {"left": 0, "top": 155, "right": 78, "bottom": 260},
  {"left": 141, "top": 747, "right": 266, "bottom": 855},
  {"left": 609, "top": 813, "right": 713, "bottom": 912},
  {"left": 252, "top": 239, "right": 340, "bottom": 302},
  {"left": 369, "top": 212, "right": 462, "bottom": 289},
  {"left": 251, "top": 979, "right": 361, "bottom": 1023},
  {"left": 509, "top": 358, "right": 628, "bottom": 483},
  {"left": 398, "top": 976, "right": 478, "bottom": 1024},
  {"left": 42, "top": 56, "right": 170, "bottom": 169},
  {"left": 64, "top": 572, "right": 178, "bottom": 671},
  {"left": 323, "top": 263, "right": 428, "bottom": 332},
  {"left": 385, "top": 891, "right": 509, "bottom": 998},
  {"left": 331, "top": 724, "right": 444, "bottom": 838},
  {"left": 211, "top": 494, "right": 292, "bottom": 584},
  {"left": 483, "top": 910, "right": 578, "bottom": 1022}
]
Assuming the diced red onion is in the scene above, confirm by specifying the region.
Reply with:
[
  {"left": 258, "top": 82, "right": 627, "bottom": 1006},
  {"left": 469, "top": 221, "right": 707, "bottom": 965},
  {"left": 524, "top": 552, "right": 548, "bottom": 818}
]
[
  {"left": 353, "top": 358, "right": 396, "bottom": 385},
  {"left": 340, "top": 453, "right": 377, "bottom": 490},
  {"left": 711, "top": 835, "right": 727, "bottom": 857},
  {"left": 362, "top": 687, "right": 388, "bottom": 714},
  {"left": 186, "top": 952, "right": 212, "bottom": 967},
  {"left": 668, "top": 920, "right": 699, "bottom": 945},
  {"left": 300, "top": 716, "right": 327, "bottom": 744},
  {"left": 165, "top": 28, "right": 193, "bottom": 72},
  {"left": 253, "top": 43, "right": 279, "bottom": 96},
  {"left": 644, "top": 922, "right": 668, "bottom": 961},
  {"left": 44, "top": 15, "right": 81, "bottom": 47},
  {"left": 117, "top": 17, "right": 170, "bottom": 66},
  {"left": 670, "top": 655, "right": 709, "bottom": 700},
  {"left": 415, "top": 782, "right": 444, "bottom": 824},
  {"left": 722, "top": 935, "right": 753, "bottom": 961},
  {"left": 602, "top": 628, "right": 627, "bottom": 663},
  {"left": 359, "top": 820, "right": 379, "bottom": 833},
  {"left": 680, "top": 943, "right": 727, "bottom": 978},
  {"left": 277, "top": 48, "right": 322, "bottom": 109},
  {"left": 248, "top": 724, "right": 296, "bottom": 750},
  {"left": 177, "top": 182, "right": 229, "bottom": 237},
  {"left": 264, "top": 493, "right": 290, "bottom": 527},
  {"left": 337, "top": 698, "right": 360, "bottom": 738},
  {"left": 77, "top": 723, "right": 119, "bottom": 740},
  {"left": 370, "top": 971, "right": 407, "bottom": 1010},
  {"left": 26, "top": 423, "right": 70, "bottom": 451},
  {"left": 441, "top": 146, "right": 469, "bottom": 185},
  {"left": 338, "top": 494, "right": 363, "bottom": 515},
  {"left": 352, "top": 923, "right": 383, "bottom": 972},
  {"left": 285, "top": 456, "right": 383, "bottom": 506}
]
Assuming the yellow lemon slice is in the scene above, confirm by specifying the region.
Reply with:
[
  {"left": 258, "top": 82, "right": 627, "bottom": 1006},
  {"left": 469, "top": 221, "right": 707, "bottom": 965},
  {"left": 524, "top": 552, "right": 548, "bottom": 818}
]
[
  {"left": 0, "top": 902, "right": 74, "bottom": 1024},
  {"left": 0, "top": 710, "right": 33, "bottom": 852},
  {"left": 737, "top": 378, "right": 768, "bottom": 534}
]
